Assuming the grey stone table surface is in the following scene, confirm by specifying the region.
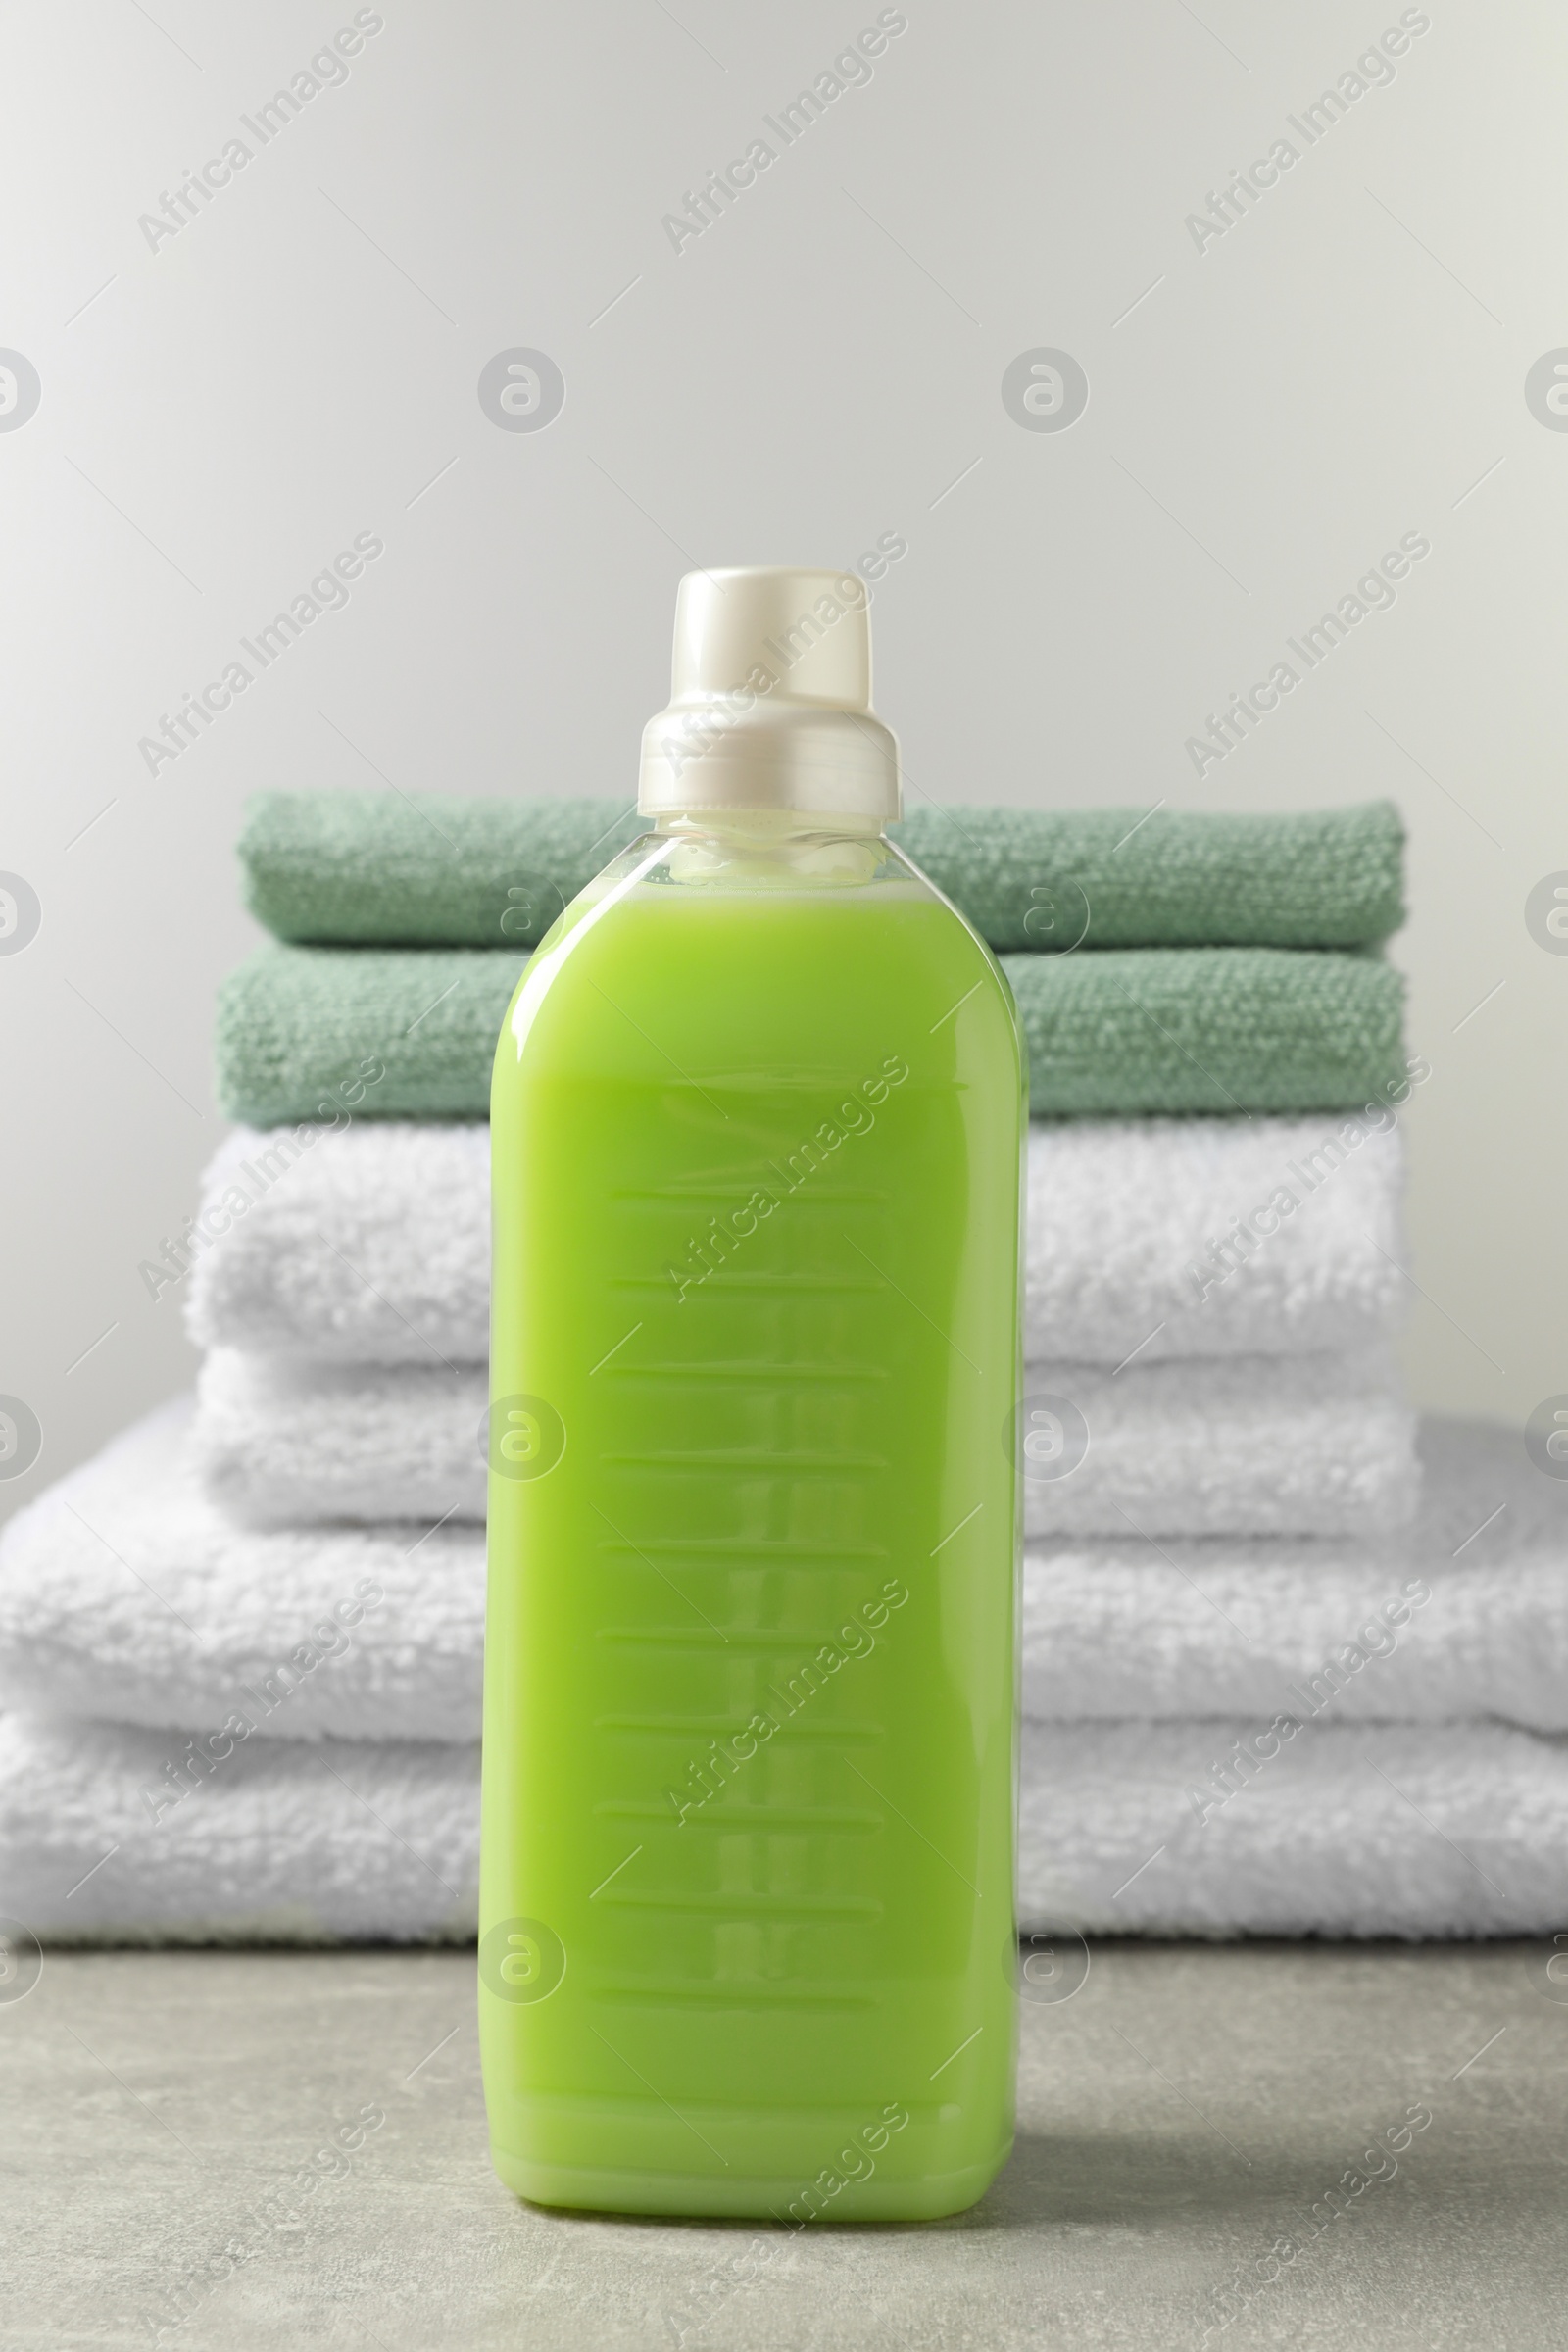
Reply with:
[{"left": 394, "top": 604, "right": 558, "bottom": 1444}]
[{"left": 4, "top": 1942, "right": 1566, "bottom": 2351}]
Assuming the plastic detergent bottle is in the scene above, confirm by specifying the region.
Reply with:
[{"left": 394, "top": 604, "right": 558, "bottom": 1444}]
[{"left": 480, "top": 565, "right": 1022, "bottom": 2220}]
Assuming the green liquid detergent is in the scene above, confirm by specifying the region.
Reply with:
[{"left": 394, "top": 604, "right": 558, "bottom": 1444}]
[{"left": 481, "top": 567, "right": 1022, "bottom": 2220}]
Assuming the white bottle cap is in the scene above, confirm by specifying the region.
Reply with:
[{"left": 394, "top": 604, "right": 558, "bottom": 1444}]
[{"left": 638, "top": 565, "right": 901, "bottom": 821}]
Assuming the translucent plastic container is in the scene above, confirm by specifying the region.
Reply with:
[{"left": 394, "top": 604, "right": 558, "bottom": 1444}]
[{"left": 480, "top": 568, "right": 1022, "bottom": 2219}]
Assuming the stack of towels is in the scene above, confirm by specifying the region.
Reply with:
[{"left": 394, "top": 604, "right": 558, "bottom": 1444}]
[{"left": 3, "top": 794, "right": 1565, "bottom": 1943}]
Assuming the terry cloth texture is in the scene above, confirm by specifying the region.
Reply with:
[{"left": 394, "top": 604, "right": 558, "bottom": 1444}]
[
  {"left": 1026, "top": 1113, "right": 1407, "bottom": 1361},
  {"left": 0, "top": 1408, "right": 1549, "bottom": 1748},
  {"left": 189, "top": 1347, "right": 1415, "bottom": 1539},
  {"left": 214, "top": 945, "right": 526, "bottom": 1127},
  {"left": 187, "top": 1122, "right": 491, "bottom": 1364},
  {"left": 241, "top": 793, "right": 646, "bottom": 949},
  {"left": 8, "top": 1710, "right": 1562, "bottom": 1944},
  {"left": 193, "top": 1352, "right": 488, "bottom": 1530},
  {"left": 241, "top": 791, "right": 1404, "bottom": 952},
  {"left": 215, "top": 941, "right": 1409, "bottom": 1126},
  {"left": 186, "top": 1114, "right": 1407, "bottom": 1368},
  {"left": 0, "top": 1712, "right": 478, "bottom": 1944},
  {"left": 1008, "top": 947, "right": 1407, "bottom": 1120},
  {"left": 0, "top": 1401, "right": 483, "bottom": 1741},
  {"left": 1018, "top": 1717, "right": 1568, "bottom": 1939},
  {"left": 1020, "top": 1348, "right": 1418, "bottom": 1539},
  {"left": 1022, "top": 1418, "right": 1568, "bottom": 1730},
  {"left": 897, "top": 801, "right": 1405, "bottom": 952}
]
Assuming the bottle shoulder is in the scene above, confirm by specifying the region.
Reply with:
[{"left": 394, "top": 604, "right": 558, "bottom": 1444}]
[
  {"left": 533, "top": 829, "right": 947, "bottom": 925},
  {"left": 494, "top": 826, "right": 1021, "bottom": 1099}
]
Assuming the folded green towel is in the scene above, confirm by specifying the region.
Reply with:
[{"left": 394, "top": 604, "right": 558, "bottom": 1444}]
[
  {"left": 900, "top": 801, "right": 1403, "bottom": 952},
  {"left": 217, "top": 944, "right": 1406, "bottom": 1126},
  {"left": 216, "top": 947, "right": 527, "bottom": 1126},
  {"left": 240, "top": 796, "right": 644, "bottom": 952},
  {"left": 239, "top": 793, "right": 1404, "bottom": 952},
  {"left": 1006, "top": 947, "right": 1406, "bottom": 1118}
]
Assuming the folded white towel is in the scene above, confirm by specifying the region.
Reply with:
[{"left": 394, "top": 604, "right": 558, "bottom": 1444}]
[
  {"left": 1026, "top": 1112, "right": 1406, "bottom": 1364},
  {"left": 0, "top": 1401, "right": 483, "bottom": 1740},
  {"left": 0, "top": 1713, "right": 476, "bottom": 1944},
  {"left": 192, "top": 1345, "right": 1417, "bottom": 1539},
  {"left": 1020, "top": 1718, "right": 1568, "bottom": 1938},
  {"left": 185, "top": 1115, "right": 1406, "bottom": 1368},
  {"left": 194, "top": 1350, "right": 487, "bottom": 1530},
  {"left": 0, "top": 1406, "right": 1540, "bottom": 1747},
  {"left": 1021, "top": 1348, "right": 1417, "bottom": 1537},
  {"left": 185, "top": 1122, "right": 490, "bottom": 1366},
  {"left": 1023, "top": 1419, "right": 1568, "bottom": 1727},
  {"left": 7, "top": 1708, "right": 1561, "bottom": 1943}
]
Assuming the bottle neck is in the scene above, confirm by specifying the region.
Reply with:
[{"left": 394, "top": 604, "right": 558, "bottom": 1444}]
[{"left": 652, "top": 805, "right": 886, "bottom": 843}]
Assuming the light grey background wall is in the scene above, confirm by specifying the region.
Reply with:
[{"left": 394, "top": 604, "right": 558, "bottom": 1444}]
[{"left": 2, "top": 0, "right": 1562, "bottom": 1520}]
